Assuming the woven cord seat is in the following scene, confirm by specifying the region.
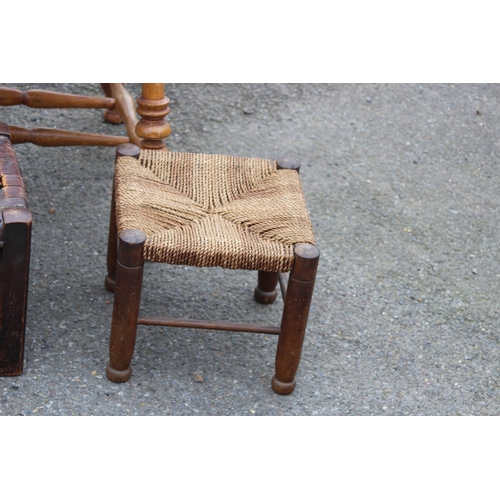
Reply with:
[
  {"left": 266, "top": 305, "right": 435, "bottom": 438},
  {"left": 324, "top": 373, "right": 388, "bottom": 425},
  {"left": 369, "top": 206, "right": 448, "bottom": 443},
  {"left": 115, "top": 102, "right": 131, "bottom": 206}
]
[
  {"left": 104, "top": 84, "right": 319, "bottom": 396},
  {"left": 114, "top": 149, "right": 315, "bottom": 272}
]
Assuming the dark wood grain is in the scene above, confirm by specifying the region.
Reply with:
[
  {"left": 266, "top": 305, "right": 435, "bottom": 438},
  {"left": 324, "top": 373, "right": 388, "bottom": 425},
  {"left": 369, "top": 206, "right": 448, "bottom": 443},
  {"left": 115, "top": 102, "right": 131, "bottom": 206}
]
[
  {"left": 278, "top": 272, "right": 289, "bottom": 301},
  {"left": 105, "top": 144, "right": 141, "bottom": 292},
  {"left": 0, "top": 130, "right": 31, "bottom": 376},
  {"left": 0, "top": 208, "right": 31, "bottom": 376},
  {"left": 137, "top": 317, "right": 280, "bottom": 335},
  {"left": 254, "top": 271, "right": 279, "bottom": 304},
  {"left": 106, "top": 230, "right": 146, "bottom": 383},
  {"left": 272, "top": 243, "right": 319, "bottom": 395}
]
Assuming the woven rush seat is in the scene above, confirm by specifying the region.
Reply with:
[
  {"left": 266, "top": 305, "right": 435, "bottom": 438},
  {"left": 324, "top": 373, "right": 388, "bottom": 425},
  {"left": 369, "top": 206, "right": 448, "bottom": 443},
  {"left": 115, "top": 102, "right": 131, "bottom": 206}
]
[
  {"left": 105, "top": 99, "right": 319, "bottom": 395},
  {"left": 114, "top": 149, "right": 315, "bottom": 272}
]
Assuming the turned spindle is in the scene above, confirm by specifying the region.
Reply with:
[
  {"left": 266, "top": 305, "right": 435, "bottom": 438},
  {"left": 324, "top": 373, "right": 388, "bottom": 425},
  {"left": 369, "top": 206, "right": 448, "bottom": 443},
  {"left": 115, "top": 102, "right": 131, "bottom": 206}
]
[
  {"left": 9, "top": 125, "right": 129, "bottom": 147},
  {"left": 0, "top": 87, "right": 115, "bottom": 109},
  {"left": 135, "top": 84, "right": 171, "bottom": 150}
]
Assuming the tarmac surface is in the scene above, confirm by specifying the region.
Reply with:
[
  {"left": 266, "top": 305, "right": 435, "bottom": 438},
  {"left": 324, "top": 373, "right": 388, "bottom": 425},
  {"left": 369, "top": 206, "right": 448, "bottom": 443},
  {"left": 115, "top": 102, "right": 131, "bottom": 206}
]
[{"left": 0, "top": 83, "right": 499, "bottom": 416}]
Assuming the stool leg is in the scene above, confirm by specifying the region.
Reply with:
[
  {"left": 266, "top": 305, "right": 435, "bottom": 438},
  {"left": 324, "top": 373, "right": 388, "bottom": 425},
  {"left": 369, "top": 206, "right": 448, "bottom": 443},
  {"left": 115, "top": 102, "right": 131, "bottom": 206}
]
[
  {"left": 106, "top": 229, "right": 146, "bottom": 383},
  {"left": 255, "top": 159, "right": 298, "bottom": 305},
  {"left": 104, "top": 186, "right": 118, "bottom": 292},
  {"left": 254, "top": 271, "right": 279, "bottom": 304},
  {"left": 105, "top": 144, "right": 141, "bottom": 292},
  {"left": 272, "top": 244, "right": 319, "bottom": 395}
]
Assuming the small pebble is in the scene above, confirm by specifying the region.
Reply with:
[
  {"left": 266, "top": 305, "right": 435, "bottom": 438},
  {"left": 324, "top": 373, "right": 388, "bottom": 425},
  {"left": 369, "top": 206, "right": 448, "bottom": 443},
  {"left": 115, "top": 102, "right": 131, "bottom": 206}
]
[
  {"left": 366, "top": 97, "right": 372, "bottom": 103},
  {"left": 49, "top": 207, "right": 56, "bottom": 214},
  {"left": 243, "top": 108, "right": 254, "bottom": 115},
  {"left": 194, "top": 373, "right": 204, "bottom": 383}
]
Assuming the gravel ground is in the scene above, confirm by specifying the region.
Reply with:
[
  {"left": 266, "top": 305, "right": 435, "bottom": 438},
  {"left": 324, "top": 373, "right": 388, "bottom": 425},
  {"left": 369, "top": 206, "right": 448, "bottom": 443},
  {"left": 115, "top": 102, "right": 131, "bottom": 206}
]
[{"left": 0, "top": 83, "right": 499, "bottom": 416}]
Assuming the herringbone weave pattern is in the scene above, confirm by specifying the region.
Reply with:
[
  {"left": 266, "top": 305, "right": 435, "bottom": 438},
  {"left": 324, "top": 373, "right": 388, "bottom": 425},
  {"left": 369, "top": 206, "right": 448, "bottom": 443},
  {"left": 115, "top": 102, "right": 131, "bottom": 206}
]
[{"left": 115, "top": 150, "right": 315, "bottom": 272}]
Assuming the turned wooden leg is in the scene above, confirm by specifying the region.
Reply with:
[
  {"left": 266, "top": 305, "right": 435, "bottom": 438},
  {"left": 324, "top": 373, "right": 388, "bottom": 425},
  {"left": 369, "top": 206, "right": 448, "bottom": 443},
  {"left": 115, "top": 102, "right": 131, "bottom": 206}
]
[
  {"left": 135, "top": 84, "right": 171, "bottom": 150},
  {"left": 254, "top": 271, "right": 279, "bottom": 304},
  {"left": 105, "top": 144, "right": 141, "bottom": 292},
  {"left": 272, "top": 243, "right": 319, "bottom": 395},
  {"left": 106, "top": 229, "right": 146, "bottom": 383},
  {"left": 9, "top": 126, "right": 129, "bottom": 147},
  {"left": 101, "top": 83, "right": 123, "bottom": 124}
]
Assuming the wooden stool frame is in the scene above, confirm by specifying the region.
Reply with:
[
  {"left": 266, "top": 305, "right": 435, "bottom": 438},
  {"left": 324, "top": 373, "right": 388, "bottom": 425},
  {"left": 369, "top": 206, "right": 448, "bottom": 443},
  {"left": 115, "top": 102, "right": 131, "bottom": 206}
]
[{"left": 105, "top": 125, "right": 319, "bottom": 394}]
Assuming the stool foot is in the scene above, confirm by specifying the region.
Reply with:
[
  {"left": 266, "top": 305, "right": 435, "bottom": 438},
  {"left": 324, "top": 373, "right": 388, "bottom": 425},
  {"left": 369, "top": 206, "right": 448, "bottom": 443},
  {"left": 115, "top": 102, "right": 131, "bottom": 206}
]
[
  {"left": 104, "top": 109, "right": 123, "bottom": 125},
  {"left": 271, "top": 375, "right": 296, "bottom": 395},
  {"left": 106, "top": 363, "right": 131, "bottom": 383},
  {"left": 104, "top": 275, "right": 116, "bottom": 292},
  {"left": 274, "top": 244, "right": 319, "bottom": 395},
  {"left": 254, "top": 287, "right": 277, "bottom": 304},
  {"left": 254, "top": 271, "right": 279, "bottom": 304}
]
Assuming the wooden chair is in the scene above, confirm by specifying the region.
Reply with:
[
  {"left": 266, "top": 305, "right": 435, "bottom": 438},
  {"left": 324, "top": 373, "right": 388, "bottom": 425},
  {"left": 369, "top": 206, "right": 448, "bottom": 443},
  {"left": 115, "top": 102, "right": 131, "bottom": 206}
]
[
  {"left": 0, "top": 83, "right": 167, "bottom": 376},
  {"left": 0, "top": 123, "right": 31, "bottom": 376},
  {"left": 0, "top": 84, "right": 141, "bottom": 147},
  {"left": 105, "top": 84, "right": 319, "bottom": 394}
]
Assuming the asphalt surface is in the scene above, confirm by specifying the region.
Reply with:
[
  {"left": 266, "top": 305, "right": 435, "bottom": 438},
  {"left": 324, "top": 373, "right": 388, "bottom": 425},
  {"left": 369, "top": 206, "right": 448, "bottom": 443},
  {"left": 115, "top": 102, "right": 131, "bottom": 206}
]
[{"left": 0, "top": 83, "right": 499, "bottom": 416}]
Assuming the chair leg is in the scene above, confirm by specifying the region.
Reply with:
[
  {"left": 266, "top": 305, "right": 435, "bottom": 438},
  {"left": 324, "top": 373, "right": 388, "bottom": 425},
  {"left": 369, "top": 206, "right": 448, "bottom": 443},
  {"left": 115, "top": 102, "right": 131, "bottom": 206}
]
[
  {"left": 0, "top": 208, "right": 32, "bottom": 376},
  {"left": 100, "top": 83, "right": 123, "bottom": 124},
  {"left": 106, "top": 229, "right": 146, "bottom": 383},
  {"left": 105, "top": 144, "right": 141, "bottom": 292},
  {"left": 254, "top": 271, "right": 279, "bottom": 304},
  {"left": 272, "top": 244, "right": 319, "bottom": 395},
  {"left": 136, "top": 84, "right": 171, "bottom": 150}
]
